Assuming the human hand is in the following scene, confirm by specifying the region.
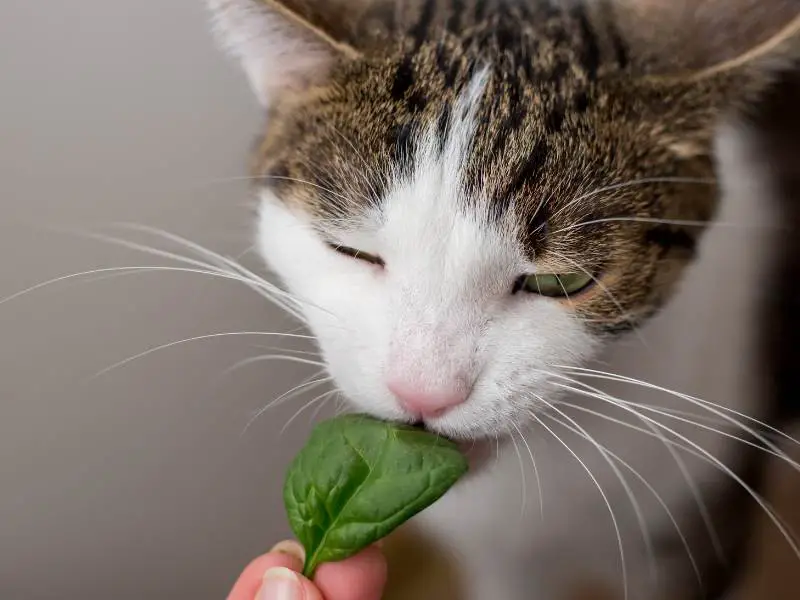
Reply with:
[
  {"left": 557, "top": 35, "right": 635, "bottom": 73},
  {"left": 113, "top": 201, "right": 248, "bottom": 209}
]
[{"left": 227, "top": 539, "right": 388, "bottom": 600}]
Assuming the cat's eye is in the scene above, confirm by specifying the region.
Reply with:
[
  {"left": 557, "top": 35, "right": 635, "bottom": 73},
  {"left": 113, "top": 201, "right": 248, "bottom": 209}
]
[
  {"left": 328, "top": 243, "right": 385, "bottom": 267},
  {"left": 513, "top": 272, "right": 593, "bottom": 297}
]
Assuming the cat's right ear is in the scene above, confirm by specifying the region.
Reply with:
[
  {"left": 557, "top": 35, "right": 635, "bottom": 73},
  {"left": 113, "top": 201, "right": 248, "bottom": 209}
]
[
  {"left": 206, "top": 0, "right": 362, "bottom": 106},
  {"left": 602, "top": 0, "right": 800, "bottom": 77}
]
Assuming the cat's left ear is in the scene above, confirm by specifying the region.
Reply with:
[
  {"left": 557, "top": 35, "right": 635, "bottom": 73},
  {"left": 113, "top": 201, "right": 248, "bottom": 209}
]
[
  {"left": 206, "top": 0, "right": 368, "bottom": 106},
  {"left": 602, "top": 0, "right": 800, "bottom": 156}
]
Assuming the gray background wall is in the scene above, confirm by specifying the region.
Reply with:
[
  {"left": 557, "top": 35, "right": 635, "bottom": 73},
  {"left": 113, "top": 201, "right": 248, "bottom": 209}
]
[{"left": 0, "top": 2, "right": 325, "bottom": 598}]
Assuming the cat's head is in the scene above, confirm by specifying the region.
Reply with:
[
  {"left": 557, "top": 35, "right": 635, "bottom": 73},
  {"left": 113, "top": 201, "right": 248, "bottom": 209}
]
[{"left": 207, "top": 0, "right": 799, "bottom": 440}]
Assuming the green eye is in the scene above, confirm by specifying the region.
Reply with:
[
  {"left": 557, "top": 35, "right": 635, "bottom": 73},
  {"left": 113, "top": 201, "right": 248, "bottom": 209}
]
[{"left": 515, "top": 272, "right": 594, "bottom": 297}]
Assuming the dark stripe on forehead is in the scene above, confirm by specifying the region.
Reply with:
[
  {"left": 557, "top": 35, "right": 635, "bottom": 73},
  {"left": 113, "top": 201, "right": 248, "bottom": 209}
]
[
  {"left": 489, "top": 104, "right": 527, "bottom": 161},
  {"left": 604, "top": 12, "right": 630, "bottom": 69},
  {"left": 524, "top": 199, "right": 549, "bottom": 237},
  {"left": 503, "top": 140, "right": 549, "bottom": 202},
  {"left": 410, "top": 0, "right": 437, "bottom": 47},
  {"left": 407, "top": 90, "right": 428, "bottom": 113},
  {"left": 435, "top": 40, "right": 447, "bottom": 70},
  {"left": 473, "top": 0, "right": 488, "bottom": 23},
  {"left": 492, "top": 2, "right": 513, "bottom": 44},
  {"left": 391, "top": 55, "right": 415, "bottom": 101},
  {"left": 446, "top": 62, "right": 462, "bottom": 88},
  {"left": 436, "top": 103, "right": 451, "bottom": 153},
  {"left": 446, "top": 0, "right": 464, "bottom": 32},
  {"left": 515, "top": 0, "right": 534, "bottom": 21},
  {"left": 544, "top": 101, "right": 566, "bottom": 134},
  {"left": 389, "top": 121, "right": 416, "bottom": 177},
  {"left": 574, "top": 91, "right": 590, "bottom": 112},
  {"left": 391, "top": 54, "right": 427, "bottom": 113},
  {"left": 573, "top": 5, "right": 601, "bottom": 80},
  {"left": 583, "top": 0, "right": 631, "bottom": 71},
  {"left": 484, "top": 134, "right": 548, "bottom": 227}
]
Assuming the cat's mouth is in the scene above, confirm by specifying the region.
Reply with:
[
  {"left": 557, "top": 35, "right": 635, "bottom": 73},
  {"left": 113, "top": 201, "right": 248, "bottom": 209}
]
[{"left": 410, "top": 420, "right": 496, "bottom": 470}]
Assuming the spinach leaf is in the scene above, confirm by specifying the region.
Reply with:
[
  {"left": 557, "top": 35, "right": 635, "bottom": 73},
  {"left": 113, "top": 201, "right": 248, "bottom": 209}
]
[{"left": 283, "top": 414, "right": 468, "bottom": 577}]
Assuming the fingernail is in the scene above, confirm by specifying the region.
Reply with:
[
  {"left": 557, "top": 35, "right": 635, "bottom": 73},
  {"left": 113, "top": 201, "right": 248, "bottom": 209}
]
[
  {"left": 269, "top": 540, "right": 305, "bottom": 563},
  {"left": 372, "top": 539, "right": 385, "bottom": 549},
  {"left": 258, "top": 567, "right": 302, "bottom": 600}
]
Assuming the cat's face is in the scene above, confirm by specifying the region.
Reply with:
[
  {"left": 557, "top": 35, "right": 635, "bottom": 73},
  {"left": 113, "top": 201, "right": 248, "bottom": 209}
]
[{"left": 208, "top": 0, "right": 798, "bottom": 440}]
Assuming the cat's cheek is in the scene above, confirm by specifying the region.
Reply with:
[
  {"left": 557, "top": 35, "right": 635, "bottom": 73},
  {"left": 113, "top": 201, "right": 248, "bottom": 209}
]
[
  {"left": 318, "top": 342, "right": 407, "bottom": 420},
  {"left": 255, "top": 195, "right": 402, "bottom": 414}
]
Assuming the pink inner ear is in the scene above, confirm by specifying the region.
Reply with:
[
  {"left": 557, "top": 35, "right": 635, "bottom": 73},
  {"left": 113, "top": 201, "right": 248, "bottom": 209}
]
[{"left": 207, "top": 0, "right": 348, "bottom": 107}]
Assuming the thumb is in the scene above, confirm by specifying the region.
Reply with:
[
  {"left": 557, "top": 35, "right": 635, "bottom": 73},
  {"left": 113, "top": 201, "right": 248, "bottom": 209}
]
[{"left": 257, "top": 566, "right": 324, "bottom": 600}]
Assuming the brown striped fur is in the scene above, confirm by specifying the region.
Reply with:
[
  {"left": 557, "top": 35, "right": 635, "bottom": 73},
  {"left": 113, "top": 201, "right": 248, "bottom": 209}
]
[{"left": 233, "top": 0, "right": 800, "bottom": 333}]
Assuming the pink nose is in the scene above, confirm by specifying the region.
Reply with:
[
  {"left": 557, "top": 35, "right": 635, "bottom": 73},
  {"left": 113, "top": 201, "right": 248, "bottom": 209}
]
[{"left": 387, "top": 380, "right": 469, "bottom": 418}]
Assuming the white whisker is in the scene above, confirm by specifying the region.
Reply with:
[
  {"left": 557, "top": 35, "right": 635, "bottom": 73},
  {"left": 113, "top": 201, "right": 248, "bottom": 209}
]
[
  {"left": 261, "top": 175, "right": 357, "bottom": 206},
  {"left": 508, "top": 428, "right": 529, "bottom": 524},
  {"left": 247, "top": 344, "right": 322, "bottom": 358},
  {"left": 559, "top": 366, "right": 800, "bottom": 460},
  {"left": 525, "top": 409, "right": 629, "bottom": 600},
  {"left": 537, "top": 369, "right": 724, "bottom": 562},
  {"left": 542, "top": 408, "right": 704, "bottom": 590},
  {"left": 333, "top": 398, "right": 350, "bottom": 417},
  {"left": 77, "top": 230, "right": 306, "bottom": 322},
  {"left": 242, "top": 372, "right": 331, "bottom": 436},
  {"left": 89, "top": 331, "right": 314, "bottom": 380},
  {"left": 554, "top": 397, "right": 727, "bottom": 568},
  {"left": 553, "top": 216, "right": 767, "bottom": 236},
  {"left": 220, "top": 353, "right": 326, "bottom": 379},
  {"left": 207, "top": 352, "right": 325, "bottom": 398},
  {"left": 536, "top": 396, "right": 656, "bottom": 584},
  {"left": 116, "top": 224, "right": 354, "bottom": 331},
  {"left": 549, "top": 177, "right": 717, "bottom": 222},
  {"left": 549, "top": 379, "right": 800, "bottom": 563},
  {"left": 310, "top": 388, "right": 340, "bottom": 422},
  {"left": 617, "top": 402, "right": 798, "bottom": 469},
  {"left": 510, "top": 420, "right": 544, "bottom": 519},
  {"left": 0, "top": 266, "right": 249, "bottom": 306},
  {"left": 281, "top": 388, "right": 338, "bottom": 434},
  {"left": 105, "top": 224, "right": 312, "bottom": 320}
]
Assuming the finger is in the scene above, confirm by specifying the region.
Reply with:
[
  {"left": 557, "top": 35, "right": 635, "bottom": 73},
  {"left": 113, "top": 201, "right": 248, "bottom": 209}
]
[
  {"left": 226, "top": 541, "right": 305, "bottom": 600},
  {"left": 314, "top": 545, "right": 388, "bottom": 600},
  {"left": 258, "top": 567, "right": 324, "bottom": 600}
]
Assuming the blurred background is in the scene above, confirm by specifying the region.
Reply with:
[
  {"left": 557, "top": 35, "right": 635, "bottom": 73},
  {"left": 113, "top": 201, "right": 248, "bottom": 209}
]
[{"left": 0, "top": 2, "right": 327, "bottom": 598}]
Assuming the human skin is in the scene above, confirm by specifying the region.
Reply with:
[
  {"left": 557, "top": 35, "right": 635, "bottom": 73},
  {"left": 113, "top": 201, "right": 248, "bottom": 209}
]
[{"left": 227, "top": 540, "right": 388, "bottom": 600}]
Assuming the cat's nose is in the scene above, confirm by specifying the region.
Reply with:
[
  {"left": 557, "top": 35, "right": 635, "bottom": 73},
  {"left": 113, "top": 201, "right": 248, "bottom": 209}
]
[{"left": 387, "top": 379, "right": 469, "bottom": 418}]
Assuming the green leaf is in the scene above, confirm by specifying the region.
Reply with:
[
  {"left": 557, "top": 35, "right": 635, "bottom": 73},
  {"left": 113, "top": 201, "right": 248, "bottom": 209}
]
[{"left": 283, "top": 414, "right": 468, "bottom": 577}]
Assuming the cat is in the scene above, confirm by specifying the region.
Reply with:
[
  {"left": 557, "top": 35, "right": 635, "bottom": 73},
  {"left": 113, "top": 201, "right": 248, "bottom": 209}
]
[{"left": 205, "top": 1, "right": 800, "bottom": 598}]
